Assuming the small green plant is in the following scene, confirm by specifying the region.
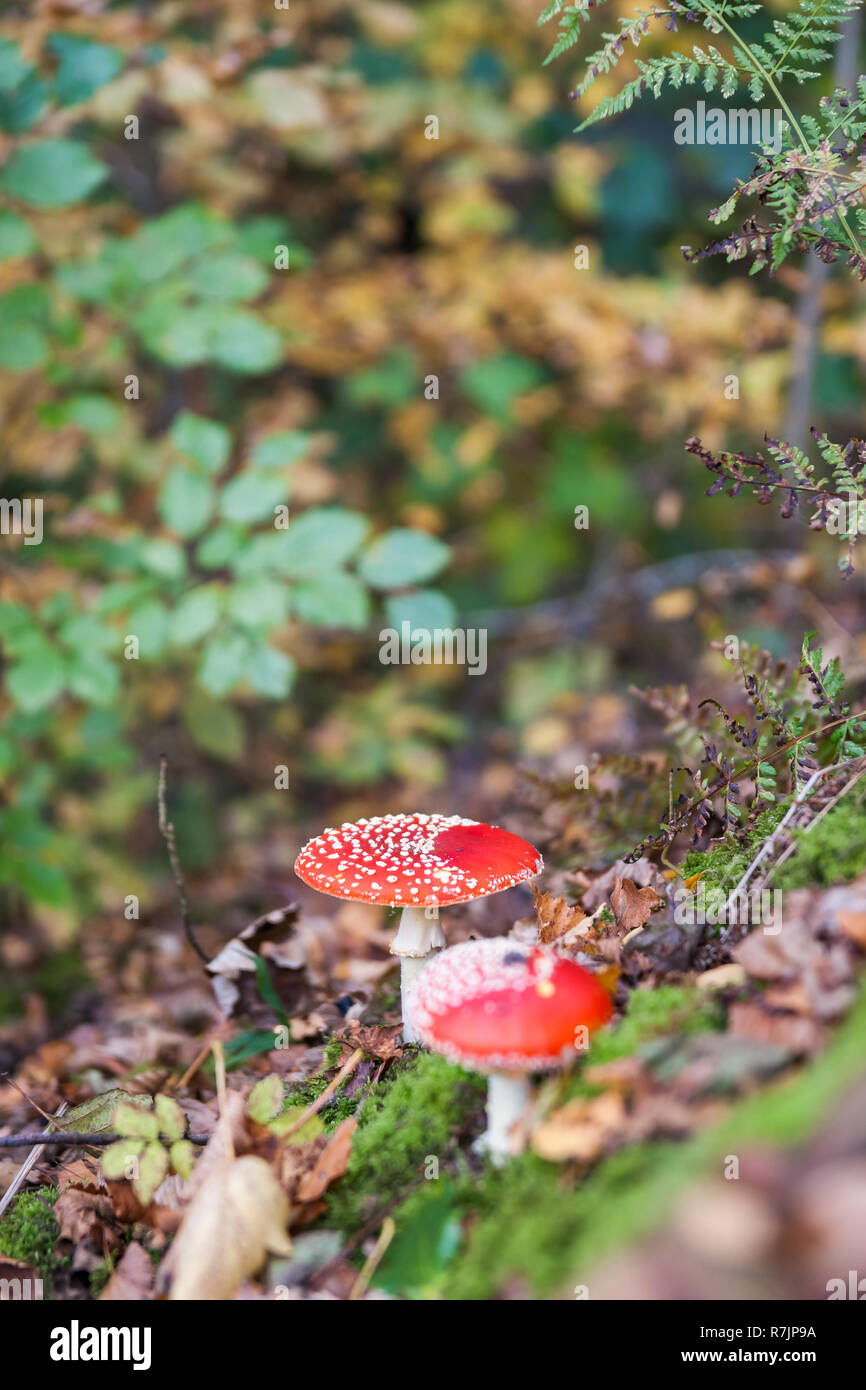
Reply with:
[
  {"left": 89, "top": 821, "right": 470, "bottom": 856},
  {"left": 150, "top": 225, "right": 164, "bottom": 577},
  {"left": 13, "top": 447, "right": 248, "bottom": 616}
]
[
  {"left": 101, "top": 1096, "right": 196, "bottom": 1203},
  {"left": 688, "top": 431, "right": 866, "bottom": 577}
]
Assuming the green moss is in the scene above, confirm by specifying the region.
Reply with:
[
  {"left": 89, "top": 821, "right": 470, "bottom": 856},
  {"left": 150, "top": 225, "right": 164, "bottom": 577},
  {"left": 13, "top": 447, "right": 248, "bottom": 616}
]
[
  {"left": 0, "top": 1187, "right": 62, "bottom": 1273},
  {"left": 681, "top": 806, "right": 784, "bottom": 891},
  {"left": 89, "top": 1256, "right": 115, "bottom": 1298},
  {"left": 679, "top": 783, "right": 866, "bottom": 893},
  {"left": 774, "top": 791, "right": 866, "bottom": 888},
  {"left": 283, "top": 1038, "right": 362, "bottom": 1129},
  {"left": 327, "top": 1051, "right": 485, "bottom": 1233}
]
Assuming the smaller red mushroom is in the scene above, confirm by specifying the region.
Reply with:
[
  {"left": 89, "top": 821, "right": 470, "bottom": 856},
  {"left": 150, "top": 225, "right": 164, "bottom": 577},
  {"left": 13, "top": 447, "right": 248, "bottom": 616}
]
[
  {"left": 294, "top": 814, "right": 542, "bottom": 1042},
  {"left": 407, "top": 937, "right": 612, "bottom": 1163}
]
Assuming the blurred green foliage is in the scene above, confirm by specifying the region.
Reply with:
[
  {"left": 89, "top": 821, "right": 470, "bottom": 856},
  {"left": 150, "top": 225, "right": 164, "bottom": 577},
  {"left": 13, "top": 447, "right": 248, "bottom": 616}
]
[{"left": 0, "top": 1, "right": 864, "bottom": 929}]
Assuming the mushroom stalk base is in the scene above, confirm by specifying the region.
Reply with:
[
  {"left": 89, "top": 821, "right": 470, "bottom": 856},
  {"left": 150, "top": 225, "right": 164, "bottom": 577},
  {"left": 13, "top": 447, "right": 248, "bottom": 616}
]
[
  {"left": 390, "top": 905, "right": 445, "bottom": 1044},
  {"left": 479, "top": 1073, "right": 531, "bottom": 1165}
]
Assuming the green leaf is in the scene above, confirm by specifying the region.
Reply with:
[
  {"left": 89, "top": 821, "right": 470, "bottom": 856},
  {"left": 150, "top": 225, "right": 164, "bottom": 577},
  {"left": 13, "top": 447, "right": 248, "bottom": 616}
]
[
  {"left": 65, "top": 650, "right": 120, "bottom": 706},
  {"left": 48, "top": 393, "right": 121, "bottom": 435},
  {"left": 293, "top": 572, "right": 369, "bottom": 630},
  {"left": 187, "top": 250, "right": 269, "bottom": 302},
  {"left": 251, "top": 954, "right": 289, "bottom": 1026},
  {"left": 6, "top": 638, "right": 65, "bottom": 711},
  {"left": 101, "top": 1139, "right": 144, "bottom": 1181},
  {"left": 247, "top": 644, "right": 295, "bottom": 699},
  {"left": 127, "top": 599, "right": 170, "bottom": 658},
  {"left": 2, "top": 139, "right": 108, "bottom": 208},
  {"left": 170, "top": 587, "right": 221, "bottom": 646},
  {"left": 0, "top": 210, "right": 34, "bottom": 259},
  {"left": 359, "top": 529, "right": 451, "bottom": 589},
  {"left": 48, "top": 34, "right": 124, "bottom": 106},
  {"left": 276, "top": 507, "right": 369, "bottom": 576},
  {"left": 0, "top": 283, "right": 50, "bottom": 366},
  {"left": 133, "top": 1140, "right": 170, "bottom": 1203},
  {"left": 196, "top": 524, "right": 244, "bottom": 569},
  {"left": 139, "top": 538, "right": 186, "bottom": 579},
  {"left": 220, "top": 469, "right": 288, "bottom": 525},
  {"left": 0, "top": 319, "right": 47, "bottom": 368},
  {"left": 154, "top": 1094, "right": 186, "bottom": 1141},
  {"left": 0, "top": 71, "right": 47, "bottom": 134},
  {"left": 0, "top": 41, "right": 29, "bottom": 93},
  {"left": 375, "top": 1183, "right": 461, "bottom": 1295},
  {"left": 384, "top": 589, "right": 458, "bottom": 631},
  {"left": 159, "top": 466, "right": 215, "bottom": 538},
  {"left": 170, "top": 411, "right": 231, "bottom": 475},
  {"left": 223, "top": 1029, "right": 281, "bottom": 1070},
  {"left": 248, "top": 1075, "right": 285, "bottom": 1125},
  {"left": 197, "top": 632, "right": 250, "bottom": 696},
  {"left": 250, "top": 431, "right": 310, "bottom": 469},
  {"left": 169, "top": 1140, "right": 196, "bottom": 1180},
  {"left": 114, "top": 1100, "right": 159, "bottom": 1140},
  {"left": 227, "top": 576, "right": 290, "bottom": 630},
  {"left": 461, "top": 353, "right": 546, "bottom": 422},
  {"left": 209, "top": 308, "right": 282, "bottom": 374},
  {"left": 63, "top": 1089, "right": 152, "bottom": 1135}
]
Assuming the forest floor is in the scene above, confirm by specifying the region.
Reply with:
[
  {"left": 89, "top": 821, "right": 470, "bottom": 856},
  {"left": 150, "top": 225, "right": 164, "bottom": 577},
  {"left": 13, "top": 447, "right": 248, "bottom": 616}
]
[{"left": 2, "top": 769, "right": 866, "bottom": 1300}]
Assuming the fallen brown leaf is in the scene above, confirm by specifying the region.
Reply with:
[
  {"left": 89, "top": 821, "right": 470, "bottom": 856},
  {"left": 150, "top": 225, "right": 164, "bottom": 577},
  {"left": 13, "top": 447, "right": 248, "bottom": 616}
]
[
  {"left": 100, "top": 1242, "right": 155, "bottom": 1301},
  {"left": 611, "top": 877, "right": 663, "bottom": 933},
  {"left": 296, "top": 1117, "right": 356, "bottom": 1202},
  {"left": 159, "top": 1155, "right": 291, "bottom": 1300},
  {"left": 532, "top": 887, "right": 588, "bottom": 945}
]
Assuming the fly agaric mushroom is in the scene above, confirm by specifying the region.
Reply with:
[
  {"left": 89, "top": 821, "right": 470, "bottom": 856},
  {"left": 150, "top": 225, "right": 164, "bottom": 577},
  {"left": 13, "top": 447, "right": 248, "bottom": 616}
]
[
  {"left": 406, "top": 937, "right": 612, "bottom": 1163},
  {"left": 293, "top": 814, "right": 542, "bottom": 1042}
]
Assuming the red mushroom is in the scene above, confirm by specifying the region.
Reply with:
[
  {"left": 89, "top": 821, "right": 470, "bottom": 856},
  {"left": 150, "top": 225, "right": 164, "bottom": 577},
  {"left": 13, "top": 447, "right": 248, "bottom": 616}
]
[
  {"left": 294, "top": 814, "right": 543, "bottom": 1041},
  {"left": 406, "top": 937, "right": 612, "bottom": 1162}
]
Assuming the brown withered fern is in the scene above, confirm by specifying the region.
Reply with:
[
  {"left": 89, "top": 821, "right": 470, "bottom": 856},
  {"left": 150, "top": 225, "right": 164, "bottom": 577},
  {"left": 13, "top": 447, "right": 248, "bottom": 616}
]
[
  {"left": 686, "top": 429, "right": 866, "bottom": 577},
  {"left": 627, "top": 635, "right": 866, "bottom": 861}
]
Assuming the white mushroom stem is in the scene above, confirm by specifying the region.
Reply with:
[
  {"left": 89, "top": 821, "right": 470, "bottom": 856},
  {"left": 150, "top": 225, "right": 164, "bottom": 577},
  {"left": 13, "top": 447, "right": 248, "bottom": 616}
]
[
  {"left": 390, "top": 905, "right": 445, "bottom": 1043},
  {"left": 480, "top": 1072, "right": 531, "bottom": 1165}
]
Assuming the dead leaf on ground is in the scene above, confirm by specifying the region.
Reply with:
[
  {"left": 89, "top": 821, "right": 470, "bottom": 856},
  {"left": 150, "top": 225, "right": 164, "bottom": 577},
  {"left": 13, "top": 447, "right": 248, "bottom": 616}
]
[
  {"left": 532, "top": 887, "right": 588, "bottom": 945},
  {"left": 295, "top": 1117, "right": 356, "bottom": 1202},
  {"left": 55, "top": 1187, "right": 115, "bottom": 1244},
  {"left": 531, "top": 1091, "right": 626, "bottom": 1162},
  {"left": 728, "top": 1001, "right": 823, "bottom": 1056},
  {"left": 611, "top": 877, "right": 664, "bottom": 933},
  {"left": 100, "top": 1242, "right": 155, "bottom": 1300},
  {"left": 158, "top": 1154, "right": 291, "bottom": 1300},
  {"left": 339, "top": 1021, "right": 403, "bottom": 1060},
  {"left": 836, "top": 910, "right": 866, "bottom": 950}
]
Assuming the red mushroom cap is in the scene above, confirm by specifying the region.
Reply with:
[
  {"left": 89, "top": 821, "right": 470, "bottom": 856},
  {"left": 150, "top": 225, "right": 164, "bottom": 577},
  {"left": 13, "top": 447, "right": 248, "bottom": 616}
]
[
  {"left": 407, "top": 937, "right": 612, "bottom": 1072},
  {"left": 294, "top": 813, "right": 543, "bottom": 908}
]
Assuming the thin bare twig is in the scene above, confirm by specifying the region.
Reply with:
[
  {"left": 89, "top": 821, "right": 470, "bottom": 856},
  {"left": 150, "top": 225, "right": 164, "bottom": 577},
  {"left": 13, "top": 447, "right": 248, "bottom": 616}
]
[
  {"left": 158, "top": 754, "right": 209, "bottom": 963},
  {"left": 348, "top": 1216, "right": 396, "bottom": 1300},
  {"left": 0, "top": 1102, "right": 69, "bottom": 1218},
  {"left": 0, "top": 1131, "right": 211, "bottom": 1149}
]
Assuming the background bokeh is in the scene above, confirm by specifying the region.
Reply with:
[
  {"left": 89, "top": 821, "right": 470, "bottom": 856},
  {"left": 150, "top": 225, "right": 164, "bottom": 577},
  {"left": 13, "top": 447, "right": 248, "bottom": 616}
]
[{"left": 1, "top": 0, "right": 865, "bottom": 996}]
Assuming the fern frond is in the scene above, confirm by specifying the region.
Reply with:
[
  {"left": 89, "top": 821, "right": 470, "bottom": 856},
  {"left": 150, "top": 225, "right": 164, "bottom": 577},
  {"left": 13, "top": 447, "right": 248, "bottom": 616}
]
[{"left": 539, "top": 0, "right": 866, "bottom": 276}]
